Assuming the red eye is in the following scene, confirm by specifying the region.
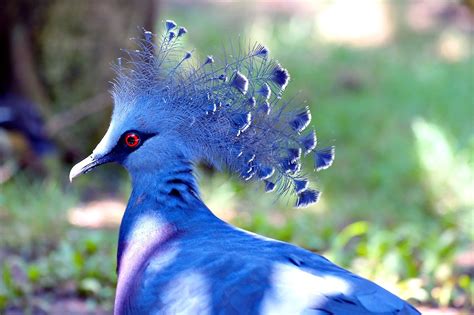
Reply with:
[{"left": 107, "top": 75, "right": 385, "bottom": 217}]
[{"left": 124, "top": 133, "right": 140, "bottom": 148}]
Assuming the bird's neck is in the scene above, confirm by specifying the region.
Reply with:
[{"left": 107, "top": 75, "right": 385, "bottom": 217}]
[
  {"left": 114, "top": 163, "right": 221, "bottom": 314},
  {"left": 117, "top": 163, "right": 217, "bottom": 271}
]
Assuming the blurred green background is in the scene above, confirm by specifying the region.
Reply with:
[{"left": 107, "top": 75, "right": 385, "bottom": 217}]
[{"left": 0, "top": 0, "right": 472, "bottom": 314}]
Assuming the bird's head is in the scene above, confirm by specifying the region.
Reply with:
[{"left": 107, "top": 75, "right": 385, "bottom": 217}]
[
  {"left": 69, "top": 95, "right": 191, "bottom": 181},
  {"left": 70, "top": 20, "right": 335, "bottom": 207}
]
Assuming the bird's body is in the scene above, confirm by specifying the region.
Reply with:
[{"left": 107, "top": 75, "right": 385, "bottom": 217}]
[
  {"left": 112, "top": 161, "right": 419, "bottom": 315},
  {"left": 69, "top": 20, "right": 420, "bottom": 314}
]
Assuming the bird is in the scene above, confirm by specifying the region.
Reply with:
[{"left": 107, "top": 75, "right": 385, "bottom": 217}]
[
  {"left": 69, "top": 20, "right": 420, "bottom": 315},
  {"left": 0, "top": 92, "right": 54, "bottom": 157}
]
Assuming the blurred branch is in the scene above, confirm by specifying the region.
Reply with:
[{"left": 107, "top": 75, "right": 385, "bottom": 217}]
[
  {"left": 463, "top": 0, "right": 474, "bottom": 14},
  {"left": 11, "top": 22, "right": 51, "bottom": 116},
  {"left": 47, "top": 93, "right": 111, "bottom": 135}
]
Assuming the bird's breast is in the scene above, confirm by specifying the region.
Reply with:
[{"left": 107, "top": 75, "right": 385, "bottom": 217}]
[{"left": 114, "top": 213, "right": 176, "bottom": 315}]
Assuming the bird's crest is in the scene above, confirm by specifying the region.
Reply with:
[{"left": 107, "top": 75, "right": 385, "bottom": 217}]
[{"left": 112, "top": 20, "right": 335, "bottom": 207}]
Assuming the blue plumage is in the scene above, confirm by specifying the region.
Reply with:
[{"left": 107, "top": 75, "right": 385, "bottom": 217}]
[
  {"left": 165, "top": 19, "right": 177, "bottom": 31},
  {"left": 69, "top": 20, "right": 420, "bottom": 315},
  {"left": 315, "top": 146, "right": 336, "bottom": 171},
  {"left": 264, "top": 180, "right": 276, "bottom": 192},
  {"left": 231, "top": 112, "right": 252, "bottom": 133},
  {"left": 289, "top": 108, "right": 312, "bottom": 133},
  {"left": 296, "top": 188, "right": 321, "bottom": 208},
  {"left": 271, "top": 63, "right": 290, "bottom": 90},
  {"left": 288, "top": 148, "right": 302, "bottom": 162},
  {"left": 111, "top": 22, "right": 334, "bottom": 205},
  {"left": 258, "top": 83, "right": 272, "bottom": 100},
  {"left": 301, "top": 130, "right": 317, "bottom": 155},
  {"left": 253, "top": 44, "right": 270, "bottom": 59},
  {"left": 257, "top": 166, "right": 275, "bottom": 180},
  {"left": 231, "top": 71, "right": 250, "bottom": 94},
  {"left": 259, "top": 100, "right": 271, "bottom": 115},
  {"left": 177, "top": 26, "right": 187, "bottom": 37},
  {"left": 293, "top": 178, "right": 309, "bottom": 193}
]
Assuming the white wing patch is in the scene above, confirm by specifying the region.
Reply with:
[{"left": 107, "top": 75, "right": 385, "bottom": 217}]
[
  {"left": 260, "top": 263, "right": 352, "bottom": 315},
  {"left": 159, "top": 271, "right": 211, "bottom": 315}
]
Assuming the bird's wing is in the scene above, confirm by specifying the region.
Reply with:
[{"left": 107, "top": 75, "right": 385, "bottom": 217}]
[
  {"left": 258, "top": 245, "right": 421, "bottom": 315},
  {"left": 130, "top": 246, "right": 273, "bottom": 314},
  {"left": 124, "top": 228, "right": 420, "bottom": 315}
]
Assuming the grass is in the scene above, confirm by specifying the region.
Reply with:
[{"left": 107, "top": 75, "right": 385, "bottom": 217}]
[
  {"left": 0, "top": 177, "right": 117, "bottom": 312},
  {"left": 1, "top": 4, "right": 473, "bottom": 313}
]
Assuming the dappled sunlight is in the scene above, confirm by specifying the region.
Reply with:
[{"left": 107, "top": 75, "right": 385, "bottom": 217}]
[
  {"left": 437, "top": 30, "right": 471, "bottom": 62},
  {"left": 412, "top": 118, "right": 474, "bottom": 214},
  {"left": 405, "top": 0, "right": 473, "bottom": 62},
  {"left": 325, "top": 221, "right": 429, "bottom": 301},
  {"left": 322, "top": 218, "right": 469, "bottom": 308},
  {"left": 68, "top": 199, "right": 125, "bottom": 228},
  {"left": 406, "top": 0, "right": 444, "bottom": 32},
  {"left": 407, "top": 0, "right": 474, "bottom": 33},
  {"left": 418, "top": 306, "right": 466, "bottom": 315},
  {"left": 200, "top": 174, "right": 240, "bottom": 222},
  {"left": 247, "top": 16, "right": 274, "bottom": 49},
  {"left": 315, "top": 0, "right": 393, "bottom": 47}
]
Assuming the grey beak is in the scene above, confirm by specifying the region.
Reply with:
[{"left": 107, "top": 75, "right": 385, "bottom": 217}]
[{"left": 69, "top": 154, "right": 109, "bottom": 182}]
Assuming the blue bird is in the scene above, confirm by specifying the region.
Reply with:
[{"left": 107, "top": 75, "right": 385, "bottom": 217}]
[{"left": 70, "top": 20, "right": 420, "bottom": 315}]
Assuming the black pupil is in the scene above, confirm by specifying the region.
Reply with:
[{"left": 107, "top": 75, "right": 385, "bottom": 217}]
[{"left": 127, "top": 135, "right": 137, "bottom": 146}]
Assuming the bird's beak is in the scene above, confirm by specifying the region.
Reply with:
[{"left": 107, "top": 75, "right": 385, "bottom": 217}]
[{"left": 69, "top": 154, "right": 111, "bottom": 182}]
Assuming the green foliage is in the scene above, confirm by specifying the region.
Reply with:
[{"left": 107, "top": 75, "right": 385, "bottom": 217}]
[
  {"left": 0, "top": 176, "right": 76, "bottom": 251},
  {"left": 0, "top": 231, "right": 117, "bottom": 312},
  {"left": 0, "top": 177, "right": 117, "bottom": 313}
]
